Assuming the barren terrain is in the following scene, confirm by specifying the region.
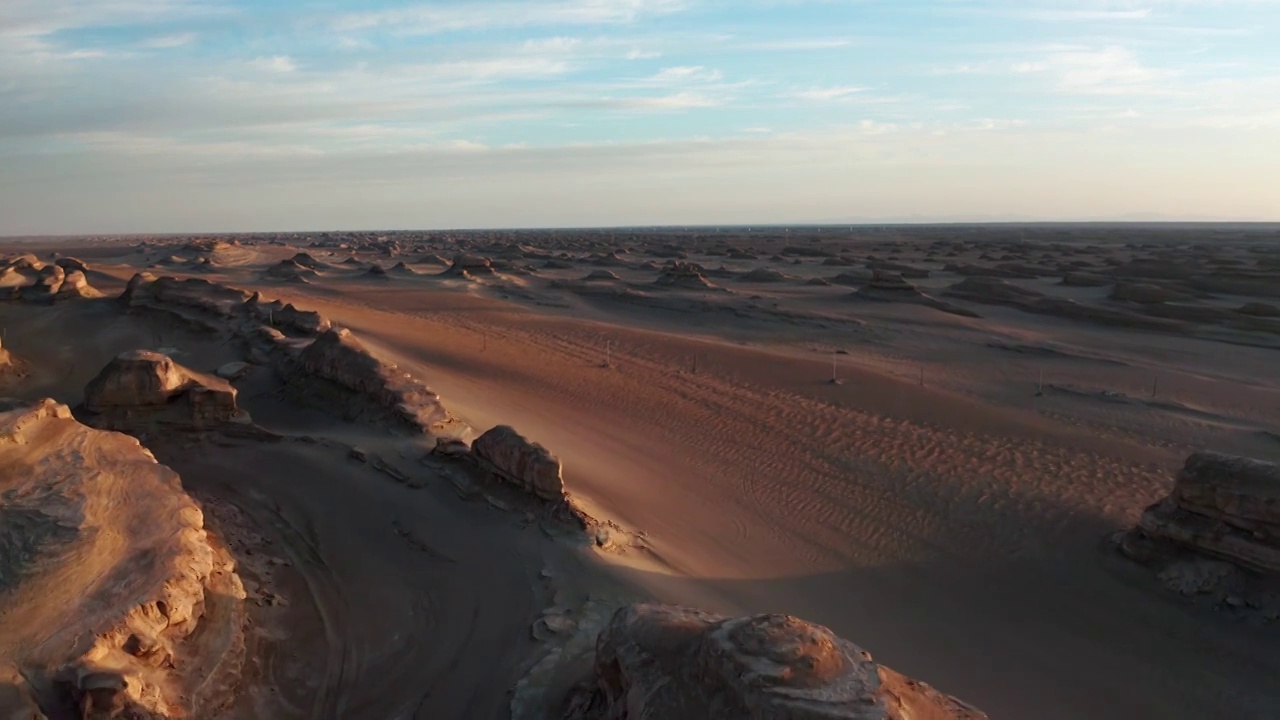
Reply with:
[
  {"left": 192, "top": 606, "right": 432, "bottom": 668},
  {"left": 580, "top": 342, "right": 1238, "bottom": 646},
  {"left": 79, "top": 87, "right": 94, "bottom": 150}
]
[{"left": 3, "top": 224, "right": 1280, "bottom": 718}]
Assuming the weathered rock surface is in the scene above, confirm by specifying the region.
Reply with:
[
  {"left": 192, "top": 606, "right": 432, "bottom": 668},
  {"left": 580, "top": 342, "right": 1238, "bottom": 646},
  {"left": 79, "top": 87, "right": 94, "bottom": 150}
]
[
  {"left": 565, "top": 604, "right": 987, "bottom": 720},
  {"left": 0, "top": 399, "right": 245, "bottom": 720},
  {"left": 0, "top": 256, "right": 101, "bottom": 302},
  {"left": 1138, "top": 453, "right": 1280, "bottom": 565},
  {"left": 119, "top": 274, "right": 459, "bottom": 435},
  {"left": 1122, "top": 452, "right": 1280, "bottom": 611},
  {"left": 290, "top": 328, "right": 456, "bottom": 433},
  {"left": 471, "top": 425, "right": 565, "bottom": 501},
  {"left": 83, "top": 350, "right": 242, "bottom": 429}
]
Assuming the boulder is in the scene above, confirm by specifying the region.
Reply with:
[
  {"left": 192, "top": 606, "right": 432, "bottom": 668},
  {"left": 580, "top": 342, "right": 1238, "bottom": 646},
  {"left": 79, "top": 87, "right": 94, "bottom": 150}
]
[
  {"left": 567, "top": 604, "right": 987, "bottom": 720},
  {"left": 215, "top": 361, "right": 251, "bottom": 380},
  {"left": 471, "top": 425, "right": 564, "bottom": 501}
]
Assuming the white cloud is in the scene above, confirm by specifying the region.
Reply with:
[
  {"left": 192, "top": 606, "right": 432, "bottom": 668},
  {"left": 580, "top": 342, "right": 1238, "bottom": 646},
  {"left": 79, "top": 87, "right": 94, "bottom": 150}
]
[
  {"left": 625, "top": 49, "right": 662, "bottom": 60},
  {"left": 793, "top": 86, "right": 867, "bottom": 101},
  {"left": 249, "top": 55, "right": 298, "bottom": 73},
  {"left": 647, "top": 65, "right": 722, "bottom": 83},
  {"left": 332, "top": 0, "right": 688, "bottom": 35},
  {"left": 140, "top": 32, "right": 197, "bottom": 49},
  {"left": 1020, "top": 46, "right": 1163, "bottom": 95}
]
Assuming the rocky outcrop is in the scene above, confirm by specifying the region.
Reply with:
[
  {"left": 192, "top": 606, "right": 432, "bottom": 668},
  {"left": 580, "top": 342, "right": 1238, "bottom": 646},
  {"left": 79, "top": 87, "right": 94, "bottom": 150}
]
[
  {"left": 1125, "top": 453, "right": 1280, "bottom": 574},
  {"left": 83, "top": 350, "right": 242, "bottom": 430},
  {"left": 0, "top": 256, "right": 101, "bottom": 302},
  {"left": 0, "top": 399, "right": 245, "bottom": 720},
  {"left": 471, "top": 425, "right": 565, "bottom": 501},
  {"left": 290, "top": 328, "right": 456, "bottom": 432},
  {"left": 246, "top": 293, "right": 332, "bottom": 335},
  {"left": 119, "top": 274, "right": 462, "bottom": 436},
  {"left": 564, "top": 604, "right": 987, "bottom": 720}
]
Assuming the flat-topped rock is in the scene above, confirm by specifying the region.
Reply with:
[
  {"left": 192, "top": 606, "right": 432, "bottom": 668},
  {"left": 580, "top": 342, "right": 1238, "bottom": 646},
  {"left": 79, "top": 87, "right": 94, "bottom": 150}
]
[
  {"left": 567, "top": 604, "right": 987, "bottom": 720},
  {"left": 83, "top": 350, "right": 241, "bottom": 428}
]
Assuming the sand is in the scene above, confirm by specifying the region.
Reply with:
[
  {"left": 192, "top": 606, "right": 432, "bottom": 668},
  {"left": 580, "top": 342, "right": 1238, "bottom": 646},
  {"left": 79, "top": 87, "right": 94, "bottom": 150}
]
[{"left": 2, "top": 225, "right": 1280, "bottom": 718}]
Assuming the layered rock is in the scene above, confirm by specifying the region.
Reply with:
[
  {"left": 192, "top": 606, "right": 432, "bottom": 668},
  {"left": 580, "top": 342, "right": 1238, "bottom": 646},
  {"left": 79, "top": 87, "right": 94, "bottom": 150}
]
[
  {"left": 565, "top": 604, "right": 987, "bottom": 720},
  {"left": 471, "top": 425, "right": 565, "bottom": 501},
  {"left": 118, "top": 274, "right": 459, "bottom": 435},
  {"left": 83, "top": 350, "right": 242, "bottom": 430},
  {"left": 1124, "top": 452, "right": 1280, "bottom": 576},
  {"left": 0, "top": 399, "right": 245, "bottom": 719}
]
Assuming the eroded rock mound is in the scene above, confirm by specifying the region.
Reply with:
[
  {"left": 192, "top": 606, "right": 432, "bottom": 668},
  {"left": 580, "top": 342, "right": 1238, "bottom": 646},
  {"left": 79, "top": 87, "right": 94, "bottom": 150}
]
[
  {"left": 565, "top": 604, "right": 987, "bottom": 720},
  {"left": 83, "top": 350, "right": 242, "bottom": 430},
  {"left": 471, "top": 425, "right": 565, "bottom": 501},
  {"left": 0, "top": 399, "right": 245, "bottom": 720}
]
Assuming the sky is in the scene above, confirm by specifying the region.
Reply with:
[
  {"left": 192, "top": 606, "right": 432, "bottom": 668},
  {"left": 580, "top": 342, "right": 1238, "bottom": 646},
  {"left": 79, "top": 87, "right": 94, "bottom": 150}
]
[{"left": 1, "top": 0, "right": 1279, "bottom": 234}]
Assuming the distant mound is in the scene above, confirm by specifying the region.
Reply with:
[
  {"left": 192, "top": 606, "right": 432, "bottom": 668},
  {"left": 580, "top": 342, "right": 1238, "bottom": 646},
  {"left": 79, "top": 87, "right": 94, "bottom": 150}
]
[
  {"left": 389, "top": 261, "right": 417, "bottom": 275},
  {"left": 851, "top": 271, "right": 980, "bottom": 318},
  {"left": 265, "top": 258, "right": 318, "bottom": 282},
  {"left": 583, "top": 270, "right": 621, "bottom": 281},
  {"left": 446, "top": 254, "right": 497, "bottom": 277},
  {"left": 741, "top": 267, "right": 790, "bottom": 283},
  {"left": 654, "top": 262, "right": 722, "bottom": 291}
]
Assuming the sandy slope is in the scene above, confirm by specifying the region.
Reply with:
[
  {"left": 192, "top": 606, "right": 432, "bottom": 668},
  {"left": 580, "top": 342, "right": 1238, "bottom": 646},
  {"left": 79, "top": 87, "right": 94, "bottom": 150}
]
[{"left": 258, "top": 280, "right": 1280, "bottom": 720}]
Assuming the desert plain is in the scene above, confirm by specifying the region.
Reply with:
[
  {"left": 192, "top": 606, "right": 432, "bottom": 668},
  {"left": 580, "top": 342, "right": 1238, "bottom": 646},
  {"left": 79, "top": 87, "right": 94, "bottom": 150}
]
[{"left": 2, "top": 223, "right": 1279, "bottom": 719}]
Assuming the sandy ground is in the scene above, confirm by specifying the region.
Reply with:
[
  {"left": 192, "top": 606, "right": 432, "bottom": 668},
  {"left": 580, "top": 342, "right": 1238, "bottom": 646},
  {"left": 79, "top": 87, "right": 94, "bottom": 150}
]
[{"left": 4, "top": 227, "right": 1280, "bottom": 718}]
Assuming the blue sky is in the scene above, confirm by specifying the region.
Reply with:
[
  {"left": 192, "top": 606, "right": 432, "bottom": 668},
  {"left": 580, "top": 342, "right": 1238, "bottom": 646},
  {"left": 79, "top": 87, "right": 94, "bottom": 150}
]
[{"left": 1, "top": 0, "right": 1278, "bottom": 233}]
